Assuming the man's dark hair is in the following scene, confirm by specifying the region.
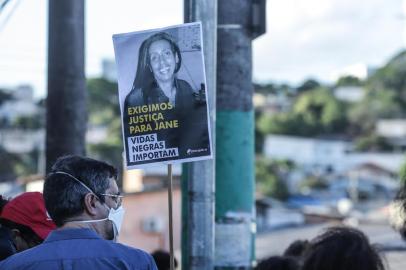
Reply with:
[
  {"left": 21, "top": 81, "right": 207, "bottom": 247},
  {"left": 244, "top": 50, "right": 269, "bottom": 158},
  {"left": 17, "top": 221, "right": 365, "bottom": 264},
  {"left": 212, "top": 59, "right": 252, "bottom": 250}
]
[
  {"left": 43, "top": 155, "right": 117, "bottom": 227},
  {"left": 256, "top": 256, "right": 299, "bottom": 270},
  {"left": 302, "top": 226, "right": 385, "bottom": 270},
  {"left": 132, "top": 31, "right": 182, "bottom": 90}
]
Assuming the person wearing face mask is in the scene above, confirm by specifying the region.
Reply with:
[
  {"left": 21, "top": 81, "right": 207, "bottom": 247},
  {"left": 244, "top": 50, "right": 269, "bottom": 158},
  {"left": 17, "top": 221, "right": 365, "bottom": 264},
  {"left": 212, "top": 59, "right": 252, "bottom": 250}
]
[{"left": 0, "top": 155, "right": 157, "bottom": 270}]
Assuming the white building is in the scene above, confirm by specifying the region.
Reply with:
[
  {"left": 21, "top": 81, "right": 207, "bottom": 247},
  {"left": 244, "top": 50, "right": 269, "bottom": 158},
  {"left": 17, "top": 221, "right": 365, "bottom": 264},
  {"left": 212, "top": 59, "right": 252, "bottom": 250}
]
[
  {"left": 334, "top": 86, "right": 364, "bottom": 103},
  {"left": 376, "top": 119, "right": 406, "bottom": 138},
  {"left": 102, "top": 59, "right": 117, "bottom": 82},
  {"left": 376, "top": 119, "right": 406, "bottom": 150},
  {"left": 12, "top": 85, "right": 34, "bottom": 101},
  {"left": 0, "top": 129, "right": 44, "bottom": 154},
  {"left": 0, "top": 85, "right": 40, "bottom": 123},
  {"left": 264, "top": 135, "right": 350, "bottom": 172},
  {"left": 254, "top": 92, "right": 292, "bottom": 114},
  {"left": 264, "top": 134, "right": 404, "bottom": 173}
]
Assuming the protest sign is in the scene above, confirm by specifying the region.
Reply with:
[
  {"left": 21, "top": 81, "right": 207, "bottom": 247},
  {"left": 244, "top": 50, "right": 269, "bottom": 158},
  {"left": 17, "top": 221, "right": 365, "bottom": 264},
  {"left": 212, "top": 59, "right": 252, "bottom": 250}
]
[{"left": 113, "top": 22, "right": 212, "bottom": 169}]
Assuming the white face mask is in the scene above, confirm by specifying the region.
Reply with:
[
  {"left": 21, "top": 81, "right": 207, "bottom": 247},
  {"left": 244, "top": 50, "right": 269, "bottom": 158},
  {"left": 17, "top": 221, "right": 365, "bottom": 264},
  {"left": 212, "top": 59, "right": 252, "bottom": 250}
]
[
  {"left": 52, "top": 171, "right": 125, "bottom": 241},
  {"left": 104, "top": 204, "right": 125, "bottom": 239}
]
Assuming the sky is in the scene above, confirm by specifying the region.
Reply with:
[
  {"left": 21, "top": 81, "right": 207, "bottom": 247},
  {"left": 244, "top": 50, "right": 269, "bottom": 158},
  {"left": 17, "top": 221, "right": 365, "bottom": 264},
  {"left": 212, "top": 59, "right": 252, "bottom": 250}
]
[{"left": 0, "top": 0, "right": 405, "bottom": 99}]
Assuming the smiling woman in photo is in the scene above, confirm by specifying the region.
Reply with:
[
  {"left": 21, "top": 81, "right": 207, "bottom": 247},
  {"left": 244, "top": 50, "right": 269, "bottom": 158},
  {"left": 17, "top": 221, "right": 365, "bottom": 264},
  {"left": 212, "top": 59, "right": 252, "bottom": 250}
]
[{"left": 124, "top": 32, "right": 195, "bottom": 108}]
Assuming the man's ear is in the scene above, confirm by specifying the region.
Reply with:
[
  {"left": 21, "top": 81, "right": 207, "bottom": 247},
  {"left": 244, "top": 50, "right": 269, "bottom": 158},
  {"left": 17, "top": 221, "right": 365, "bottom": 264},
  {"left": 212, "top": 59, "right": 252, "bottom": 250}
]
[
  {"left": 83, "top": 193, "right": 99, "bottom": 216},
  {"left": 10, "top": 229, "right": 24, "bottom": 251},
  {"left": 10, "top": 228, "right": 21, "bottom": 240}
]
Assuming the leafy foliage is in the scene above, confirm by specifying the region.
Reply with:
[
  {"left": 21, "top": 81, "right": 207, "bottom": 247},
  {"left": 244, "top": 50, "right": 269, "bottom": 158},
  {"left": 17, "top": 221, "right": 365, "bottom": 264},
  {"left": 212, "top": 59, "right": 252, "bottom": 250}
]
[
  {"left": 0, "top": 147, "right": 38, "bottom": 182},
  {"left": 353, "top": 134, "right": 393, "bottom": 152},
  {"left": 255, "top": 50, "right": 406, "bottom": 154},
  {"left": 86, "top": 78, "right": 123, "bottom": 177},
  {"left": 296, "top": 79, "right": 321, "bottom": 93},
  {"left": 87, "top": 78, "right": 121, "bottom": 125},
  {"left": 399, "top": 157, "right": 406, "bottom": 185},
  {"left": 254, "top": 82, "right": 295, "bottom": 96},
  {"left": 348, "top": 89, "right": 404, "bottom": 136},
  {"left": 256, "top": 157, "right": 292, "bottom": 200},
  {"left": 335, "top": 75, "right": 363, "bottom": 87},
  {"left": 256, "top": 88, "right": 347, "bottom": 137},
  {"left": 367, "top": 50, "right": 406, "bottom": 108},
  {"left": 12, "top": 115, "right": 42, "bottom": 130},
  {"left": 293, "top": 88, "right": 346, "bottom": 131}
]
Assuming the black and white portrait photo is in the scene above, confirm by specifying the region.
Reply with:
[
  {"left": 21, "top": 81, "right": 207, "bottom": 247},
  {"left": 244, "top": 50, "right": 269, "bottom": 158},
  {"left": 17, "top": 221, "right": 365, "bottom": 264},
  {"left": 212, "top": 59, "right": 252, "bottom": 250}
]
[{"left": 113, "top": 22, "right": 212, "bottom": 168}]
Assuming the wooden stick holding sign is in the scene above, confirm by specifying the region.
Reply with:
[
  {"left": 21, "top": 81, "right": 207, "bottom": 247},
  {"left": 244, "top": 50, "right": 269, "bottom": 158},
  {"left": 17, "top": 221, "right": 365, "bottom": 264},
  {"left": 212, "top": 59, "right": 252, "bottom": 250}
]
[{"left": 167, "top": 164, "right": 175, "bottom": 270}]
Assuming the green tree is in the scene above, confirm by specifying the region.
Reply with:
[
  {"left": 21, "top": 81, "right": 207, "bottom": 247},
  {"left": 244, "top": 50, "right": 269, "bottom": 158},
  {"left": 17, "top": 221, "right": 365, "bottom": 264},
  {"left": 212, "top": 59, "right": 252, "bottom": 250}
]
[
  {"left": 256, "top": 88, "right": 347, "bottom": 137},
  {"left": 354, "top": 134, "right": 393, "bottom": 152},
  {"left": 256, "top": 112, "right": 309, "bottom": 136},
  {"left": 348, "top": 89, "right": 403, "bottom": 135},
  {"left": 86, "top": 78, "right": 123, "bottom": 184},
  {"left": 256, "top": 157, "right": 292, "bottom": 200},
  {"left": 13, "top": 115, "right": 42, "bottom": 130},
  {"left": 343, "top": 50, "right": 406, "bottom": 138},
  {"left": 296, "top": 78, "right": 320, "bottom": 93},
  {"left": 0, "top": 147, "right": 38, "bottom": 182},
  {"left": 335, "top": 75, "right": 363, "bottom": 87},
  {"left": 399, "top": 157, "right": 406, "bottom": 185},
  {"left": 254, "top": 82, "right": 295, "bottom": 96},
  {"left": 254, "top": 83, "right": 278, "bottom": 95},
  {"left": 367, "top": 50, "right": 406, "bottom": 108},
  {"left": 87, "top": 78, "right": 120, "bottom": 125},
  {"left": 293, "top": 87, "right": 347, "bottom": 134}
]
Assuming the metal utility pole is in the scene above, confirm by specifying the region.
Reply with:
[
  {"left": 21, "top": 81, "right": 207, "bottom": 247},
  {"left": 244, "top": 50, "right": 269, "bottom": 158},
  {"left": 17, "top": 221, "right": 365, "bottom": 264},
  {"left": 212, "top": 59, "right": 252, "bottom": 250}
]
[
  {"left": 182, "top": 1, "right": 217, "bottom": 269},
  {"left": 46, "top": 0, "right": 86, "bottom": 172},
  {"left": 215, "top": 0, "right": 266, "bottom": 268}
]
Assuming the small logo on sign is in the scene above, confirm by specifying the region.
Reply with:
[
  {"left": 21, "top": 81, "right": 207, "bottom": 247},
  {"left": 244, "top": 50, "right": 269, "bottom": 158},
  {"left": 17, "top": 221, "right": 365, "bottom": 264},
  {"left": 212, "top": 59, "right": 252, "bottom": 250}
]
[{"left": 187, "top": 148, "right": 207, "bottom": 155}]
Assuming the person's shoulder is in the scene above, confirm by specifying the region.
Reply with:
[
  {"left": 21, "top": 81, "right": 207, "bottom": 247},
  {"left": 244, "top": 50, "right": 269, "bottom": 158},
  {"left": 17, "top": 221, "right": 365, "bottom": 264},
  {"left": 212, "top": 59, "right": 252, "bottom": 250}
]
[
  {"left": 0, "top": 256, "right": 17, "bottom": 269},
  {"left": 111, "top": 242, "right": 155, "bottom": 265},
  {"left": 0, "top": 247, "right": 38, "bottom": 269},
  {"left": 176, "top": 79, "right": 195, "bottom": 99},
  {"left": 112, "top": 242, "right": 150, "bottom": 257},
  {"left": 176, "top": 78, "right": 193, "bottom": 89}
]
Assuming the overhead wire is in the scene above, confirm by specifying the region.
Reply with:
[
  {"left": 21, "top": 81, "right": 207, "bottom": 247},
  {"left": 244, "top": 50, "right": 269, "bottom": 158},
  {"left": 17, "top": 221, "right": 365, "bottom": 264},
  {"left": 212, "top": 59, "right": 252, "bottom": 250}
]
[
  {"left": 0, "top": 0, "right": 12, "bottom": 13},
  {"left": 0, "top": 0, "right": 22, "bottom": 33}
]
